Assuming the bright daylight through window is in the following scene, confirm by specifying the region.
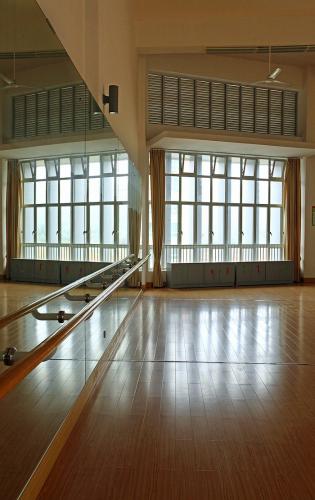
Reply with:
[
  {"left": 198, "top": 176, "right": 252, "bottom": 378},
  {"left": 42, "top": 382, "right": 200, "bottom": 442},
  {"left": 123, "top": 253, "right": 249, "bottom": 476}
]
[
  {"left": 150, "top": 151, "right": 285, "bottom": 269},
  {"left": 21, "top": 152, "right": 130, "bottom": 262}
]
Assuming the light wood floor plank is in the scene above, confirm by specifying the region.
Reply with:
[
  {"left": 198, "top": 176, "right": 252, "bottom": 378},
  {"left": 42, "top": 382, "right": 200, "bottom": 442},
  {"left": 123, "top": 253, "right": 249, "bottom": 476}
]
[{"left": 36, "top": 285, "right": 315, "bottom": 499}]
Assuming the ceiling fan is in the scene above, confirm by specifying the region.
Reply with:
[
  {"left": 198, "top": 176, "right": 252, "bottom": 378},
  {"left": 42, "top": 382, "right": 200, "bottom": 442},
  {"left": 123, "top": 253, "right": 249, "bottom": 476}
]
[
  {"left": 253, "top": 46, "right": 289, "bottom": 87},
  {"left": 0, "top": 53, "right": 40, "bottom": 92},
  {"left": 0, "top": 44, "right": 41, "bottom": 90},
  {"left": 0, "top": 71, "right": 36, "bottom": 91},
  {"left": 0, "top": 0, "right": 42, "bottom": 93}
]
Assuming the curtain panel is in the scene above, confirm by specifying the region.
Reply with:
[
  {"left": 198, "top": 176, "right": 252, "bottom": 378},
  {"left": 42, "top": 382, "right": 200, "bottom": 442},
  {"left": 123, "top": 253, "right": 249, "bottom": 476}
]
[
  {"left": 150, "top": 149, "right": 165, "bottom": 287},
  {"left": 284, "top": 158, "right": 301, "bottom": 282},
  {"left": 6, "top": 160, "right": 22, "bottom": 279},
  {"left": 128, "top": 165, "right": 142, "bottom": 287}
]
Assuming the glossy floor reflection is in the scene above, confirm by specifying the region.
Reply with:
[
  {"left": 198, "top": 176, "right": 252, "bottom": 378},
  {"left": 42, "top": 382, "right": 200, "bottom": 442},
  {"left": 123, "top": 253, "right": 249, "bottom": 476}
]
[
  {"left": 39, "top": 286, "right": 315, "bottom": 499},
  {"left": 0, "top": 282, "right": 139, "bottom": 499}
]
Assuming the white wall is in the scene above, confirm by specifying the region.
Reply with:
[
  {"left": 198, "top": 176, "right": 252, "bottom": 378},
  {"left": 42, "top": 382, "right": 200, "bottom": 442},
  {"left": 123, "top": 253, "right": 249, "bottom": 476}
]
[
  {"left": 146, "top": 53, "right": 305, "bottom": 89},
  {"left": 134, "top": 0, "right": 315, "bottom": 51}
]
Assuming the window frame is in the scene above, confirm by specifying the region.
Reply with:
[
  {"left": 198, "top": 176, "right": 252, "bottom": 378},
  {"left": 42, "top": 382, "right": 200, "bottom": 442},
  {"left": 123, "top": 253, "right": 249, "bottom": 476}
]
[
  {"left": 163, "top": 151, "right": 285, "bottom": 251},
  {"left": 20, "top": 152, "right": 130, "bottom": 258}
]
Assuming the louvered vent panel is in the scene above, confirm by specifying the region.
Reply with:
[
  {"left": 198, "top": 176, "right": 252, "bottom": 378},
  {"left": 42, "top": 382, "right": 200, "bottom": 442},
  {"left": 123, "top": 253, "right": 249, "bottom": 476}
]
[
  {"left": 13, "top": 95, "right": 26, "bottom": 138},
  {"left": 163, "top": 75, "right": 179, "bottom": 125},
  {"left": 61, "top": 87, "right": 74, "bottom": 133},
  {"left": 211, "top": 82, "right": 225, "bottom": 130},
  {"left": 255, "top": 88, "right": 269, "bottom": 134},
  {"left": 74, "top": 84, "right": 89, "bottom": 131},
  {"left": 226, "top": 84, "right": 240, "bottom": 131},
  {"left": 37, "top": 91, "right": 48, "bottom": 136},
  {"left": 283, "top": 91, "right": 297, "bottom": 136},
  {"left": 90, "top": 99, "right": 105, "bottom": 130},
  {"left": 12, "top": 84, "right": 108, "bottom": 140},
  {"left": 26, "top": 94, "right": 36, "bottom": 137},
  {"left": 49, "top": 88, "right": 61, "bottom": 134},
  {"left": 148, "top": 74, "right": 162, "bottom": 124},
  {"left": 179, "top": 77, "right": 194, "bottom": 127},
  {"left": 240, "top": 86, "right": 254, "bottom": 132},
  {"left": 269, "top": 89, "right": 282, "bottom": 135},
  {"left": 195, "top": 80, "right": 210, "bottom": 128}
]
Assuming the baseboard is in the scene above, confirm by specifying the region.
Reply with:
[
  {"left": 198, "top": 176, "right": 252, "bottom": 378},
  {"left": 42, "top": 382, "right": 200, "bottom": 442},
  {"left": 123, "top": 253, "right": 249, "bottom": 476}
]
[
  {"left": 302, "top": 278, "right": 315, "bottom": 283},
  {"left": 19, "top": 289, "right": 143, "bottom": 500}
]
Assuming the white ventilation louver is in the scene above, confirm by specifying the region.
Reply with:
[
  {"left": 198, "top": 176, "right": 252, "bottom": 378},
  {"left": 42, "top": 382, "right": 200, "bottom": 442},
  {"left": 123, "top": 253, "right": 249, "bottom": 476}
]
[{"left": 147, "top": 72, "right": 297, "bottom": 136}]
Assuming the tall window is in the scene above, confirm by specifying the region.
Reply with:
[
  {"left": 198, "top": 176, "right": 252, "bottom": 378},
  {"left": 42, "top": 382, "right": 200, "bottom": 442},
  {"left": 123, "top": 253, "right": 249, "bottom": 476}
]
[
  {"left": 159, "top": 151, "right": 285, "bottom": 267},
  {"left": 21, "top": 152, "right": 130, "bottom": 261}
]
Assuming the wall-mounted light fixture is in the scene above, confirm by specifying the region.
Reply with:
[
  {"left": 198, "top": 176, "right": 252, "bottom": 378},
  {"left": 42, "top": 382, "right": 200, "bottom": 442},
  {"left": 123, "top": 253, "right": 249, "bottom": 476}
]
[
  {"left": 103, "top": 85, "right": 119, "bottom": 114},
  {"left": 91, "top": 84, "right": 119, "bottom": 115},
  {"left": 91, "top": 99, "right": 102, "bottom": 115}
]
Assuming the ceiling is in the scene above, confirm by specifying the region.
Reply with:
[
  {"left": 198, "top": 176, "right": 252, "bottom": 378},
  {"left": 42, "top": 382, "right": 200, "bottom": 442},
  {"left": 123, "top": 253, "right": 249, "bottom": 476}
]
[
  {"left": 213, "top": 51, "right": 315, "bottom": 68},
  {"left": 0, "top": 1, "right": 76, "bottom": 88},
  {"left": 0, "top": 0, "right": 64, "bottom": 53}
]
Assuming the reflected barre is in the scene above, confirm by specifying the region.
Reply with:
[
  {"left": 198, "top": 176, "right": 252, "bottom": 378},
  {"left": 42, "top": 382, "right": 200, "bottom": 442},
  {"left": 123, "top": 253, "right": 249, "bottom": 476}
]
[
  {"left": 0, "top": 254, "right": 149, "bottom": 400},
  {"left": 0, "top": 254, "right": 135, "bottom": 330}
]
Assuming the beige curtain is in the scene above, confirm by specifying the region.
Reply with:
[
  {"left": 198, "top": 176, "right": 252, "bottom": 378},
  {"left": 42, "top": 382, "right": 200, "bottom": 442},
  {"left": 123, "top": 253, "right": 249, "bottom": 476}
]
[
  {"left": 128, "top": 165, "right": 142, "bottom": 287},
  {"left": 6, "top": 160, "right": 22, "bottom": 279},
  {"left": 150, "top": 149, "right": 165, "bottom": 287},
  {"left": 284, "top": 158, "right": 301, "bottom": 282}
]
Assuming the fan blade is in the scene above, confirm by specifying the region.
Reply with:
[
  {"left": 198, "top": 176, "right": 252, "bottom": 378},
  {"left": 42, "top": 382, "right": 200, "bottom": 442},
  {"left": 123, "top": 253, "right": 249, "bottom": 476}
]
[
  {"left": 268, "top": 67, "right": 282, "bottom": 80},
  {"left": 0, "top": 83, "right": 43, "bottom": 92},
  {"left": 0, "top": 73, "right": 14, "bottom": 85},
  {"left": 253, "top": 78, "right": 289, "bottom": 88}
]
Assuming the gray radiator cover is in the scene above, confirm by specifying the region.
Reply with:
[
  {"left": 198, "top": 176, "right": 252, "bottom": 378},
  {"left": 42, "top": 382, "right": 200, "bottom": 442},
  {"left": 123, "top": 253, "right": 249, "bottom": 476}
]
[
  {"left": 10, "top": 259, "right": 110, "bottom": 285},
  {"left": 167, "top": 261, "right": 294, "bottom": 288}
]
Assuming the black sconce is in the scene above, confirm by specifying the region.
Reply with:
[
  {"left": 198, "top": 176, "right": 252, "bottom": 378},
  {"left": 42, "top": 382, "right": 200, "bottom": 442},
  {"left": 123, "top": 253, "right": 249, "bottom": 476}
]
[
  {"left": 91, "top": 99, "right": 102, "bottom": 115},
  {"left": 91, "top": 84, "right": 119, "bottom": 115},
  {"left": 103, "top": 85, "right": 119, "bottom": 114}
]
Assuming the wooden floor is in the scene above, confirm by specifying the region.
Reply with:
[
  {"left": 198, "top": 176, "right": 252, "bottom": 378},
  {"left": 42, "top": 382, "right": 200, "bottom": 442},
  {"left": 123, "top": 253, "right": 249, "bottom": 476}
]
[
  {"left": 37, "top": 285, "right": 315, "bottom": 499},
  {"left": 0, "top": 282, "right": 139, "bottom": 499}
]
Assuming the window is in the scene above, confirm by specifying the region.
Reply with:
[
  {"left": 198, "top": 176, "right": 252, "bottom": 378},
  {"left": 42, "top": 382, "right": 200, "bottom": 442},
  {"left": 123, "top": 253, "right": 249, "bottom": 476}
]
[
  {"left": 159, "top": 151, "right": 285, "bottom": 267},
  {"left": 20, "top": 153, "right": 130, "bottom": 261}
]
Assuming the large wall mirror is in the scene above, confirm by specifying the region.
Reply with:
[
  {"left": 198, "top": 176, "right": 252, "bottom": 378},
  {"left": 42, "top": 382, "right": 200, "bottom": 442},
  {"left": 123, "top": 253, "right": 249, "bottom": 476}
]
[{"left": 0, "top": 2, "right": 141, "bottom": 497}]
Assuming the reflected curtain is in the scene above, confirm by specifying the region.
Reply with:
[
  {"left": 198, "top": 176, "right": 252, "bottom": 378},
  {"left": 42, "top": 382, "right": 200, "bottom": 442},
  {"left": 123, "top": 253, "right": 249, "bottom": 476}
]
[
  {"left": 284, "top": 158, "right": 301, "bottom": 282},
  {"left": 128, "top": 165, "right": 142, "bottom": 287},
  {"left": 150, "top": 149, "right": 165, "bottom": 287},
  {"left": 6, "top": 160, "right": 22, "bottom": 279}
]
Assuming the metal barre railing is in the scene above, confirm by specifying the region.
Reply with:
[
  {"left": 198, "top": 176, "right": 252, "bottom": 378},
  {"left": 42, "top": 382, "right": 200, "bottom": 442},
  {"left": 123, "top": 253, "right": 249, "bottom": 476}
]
[
  {"left": 0, "top": 254, "right": 135, "bottom": 330},
  {"left": 0, "top": 254, "right": 149, "bottom": 400}
]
